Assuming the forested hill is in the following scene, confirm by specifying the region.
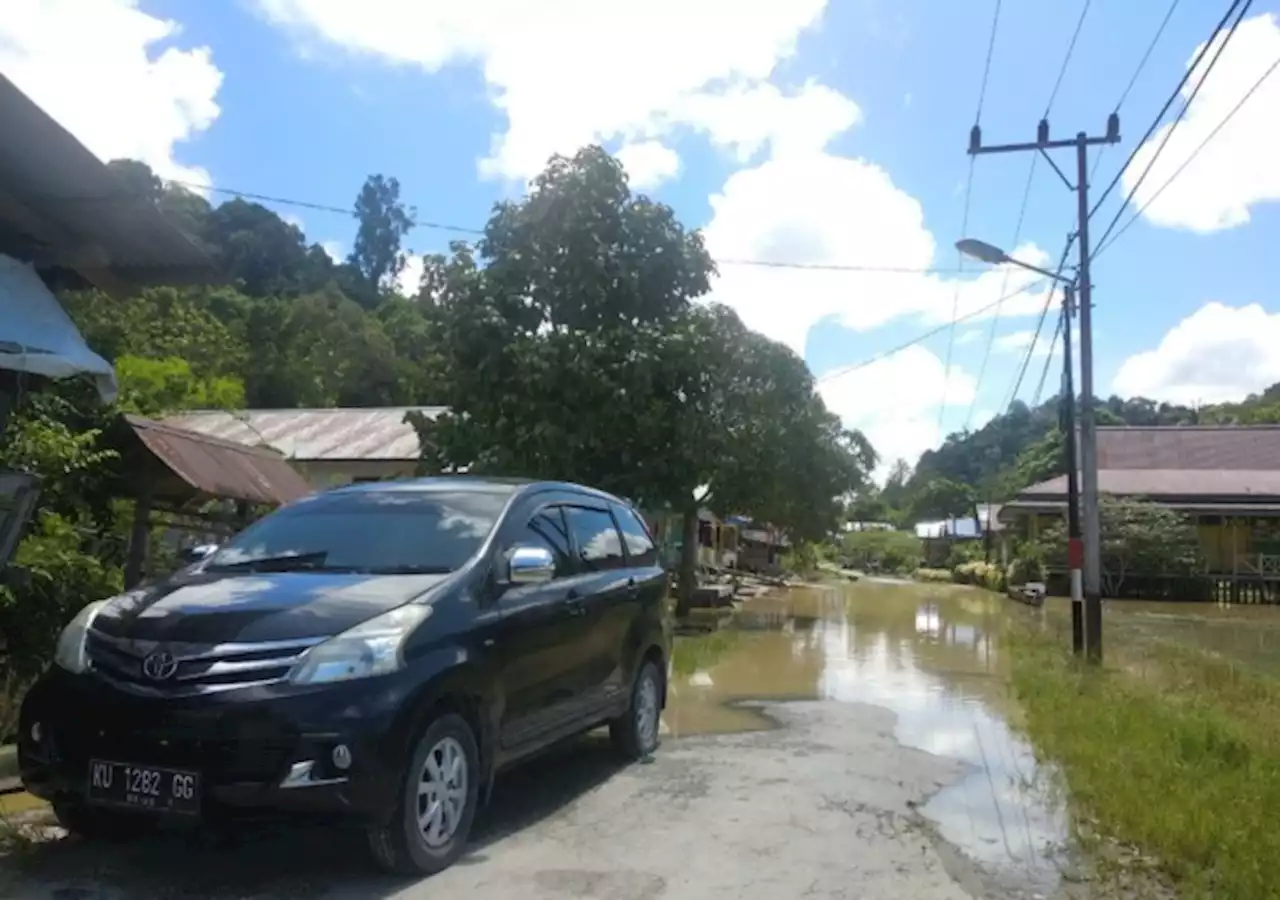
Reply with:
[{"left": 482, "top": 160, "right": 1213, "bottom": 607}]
[
  {"left": 896, "top": 385, "right": 1280, "bottom": 511},
  {"left": 848, "top": 385, "right": 1280, "bottom": 527}
]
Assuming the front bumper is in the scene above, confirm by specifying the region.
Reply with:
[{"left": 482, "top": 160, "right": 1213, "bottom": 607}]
[{"left": 17, "top": 668, "right": 416, "bottom": 823}]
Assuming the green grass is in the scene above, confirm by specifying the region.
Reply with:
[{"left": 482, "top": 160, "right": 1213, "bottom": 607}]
[{"left": 1008, "top": 623, "right": 1280, "bottom": 899}]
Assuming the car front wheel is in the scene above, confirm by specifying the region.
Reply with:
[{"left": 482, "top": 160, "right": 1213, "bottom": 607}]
[
  {"left": 610, "top": 659, "right": 662, "bottom": 760},
  {"left": 366, "top": 712, "right": 480, "bottom": 876}
]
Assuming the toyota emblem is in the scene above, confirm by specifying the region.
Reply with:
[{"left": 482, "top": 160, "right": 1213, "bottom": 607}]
[{"left": 142, "top": 650, "right": 179, "bottom": 681}]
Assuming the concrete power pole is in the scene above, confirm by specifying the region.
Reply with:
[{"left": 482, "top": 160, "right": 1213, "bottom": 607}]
[{"left": 969, "top": 115, "right": 1119, "bottom": 663}]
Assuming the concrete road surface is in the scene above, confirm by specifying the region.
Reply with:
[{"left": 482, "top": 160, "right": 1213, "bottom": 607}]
[{"left": 0, "top": 701, "right": 1076, "bottom": 900}]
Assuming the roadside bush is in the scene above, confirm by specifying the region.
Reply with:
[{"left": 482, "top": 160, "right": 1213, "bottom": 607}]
[
  {"left": 943, "top": 540, "right": 984, "bottom": 569},
  {"left": 953, "top": 560, "right": 1006, "bottom": 593},
  {"left": 841, "top": 528, "right": 922, "bottom": 573},
  {"left": 1008, "top": 541, "right": 1047, "bottom": 585},
  {"left": 914, "top": 567, "right": 953, "bottom": 583}
]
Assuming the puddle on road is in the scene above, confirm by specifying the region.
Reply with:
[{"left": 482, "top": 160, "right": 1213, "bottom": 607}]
[{"left": 664, "top": 581, "right": 1068, "bottom": 891}]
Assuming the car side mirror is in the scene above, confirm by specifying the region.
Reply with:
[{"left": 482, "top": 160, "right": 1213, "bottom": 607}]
[
  {"left": 180, "top": 544, "right": 219, "bottom": 565},
  {"left": 508, "top": 544, "right": 556, "bottom": 585}
]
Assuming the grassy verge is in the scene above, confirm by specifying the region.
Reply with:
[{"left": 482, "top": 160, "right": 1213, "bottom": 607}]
[{"left": 1008, "top": 621, "right": 1280, "bottom": 899}]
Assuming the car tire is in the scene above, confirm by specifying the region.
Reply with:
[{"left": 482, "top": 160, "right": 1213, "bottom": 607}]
[
  {"left": 366, "top": 712, "right": 480, "bottom": 877},
  {"left": 52, "top": 800, "right": 154, "bottom": 841},
  {"left": 609, "top": 659, "right": 663, "bottom": 760}
]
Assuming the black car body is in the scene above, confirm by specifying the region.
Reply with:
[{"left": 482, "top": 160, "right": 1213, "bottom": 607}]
[{"left": 18, "top": 477, "right": 670, "bottom": 874}]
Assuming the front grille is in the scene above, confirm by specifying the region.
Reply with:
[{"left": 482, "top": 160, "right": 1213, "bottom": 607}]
[
  {"left": 85, "top": 630, "right": 324, "bottom": 694},
  {"left": 53, "top": 724, "right": 294, "bottom": 783}
]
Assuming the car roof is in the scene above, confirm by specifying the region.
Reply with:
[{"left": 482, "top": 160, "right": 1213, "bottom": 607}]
[{"left": 327, "top": 475, "right": 630, "bottom": 506}]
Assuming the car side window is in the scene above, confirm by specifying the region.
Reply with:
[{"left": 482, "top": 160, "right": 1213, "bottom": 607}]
[
  {"left": 518, "top": 506, "right": 575, "bottom": 578},
  {"left": 564, "top": 506, "right": 626, "bottom": 572},
  {"left": 611, "top": 504, "right": 658, "bottom": 566}
]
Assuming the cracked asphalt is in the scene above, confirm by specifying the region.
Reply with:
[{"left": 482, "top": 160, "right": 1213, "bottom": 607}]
[{"left": 0, "top": 700, "right": 1084, "bottom": 900}]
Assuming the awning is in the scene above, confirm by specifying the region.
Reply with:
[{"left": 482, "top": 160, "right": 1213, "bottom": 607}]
[
  {"left": 125, "top": 415, "right": 311, "bottom": 507},
  {"left": 0, "top": 253, "right": 116, "bottom": 402}
]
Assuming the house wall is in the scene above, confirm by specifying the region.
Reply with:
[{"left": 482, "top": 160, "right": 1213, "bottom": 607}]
[{"left": 291, "top": 459, "right": 417, "bottom": 491}]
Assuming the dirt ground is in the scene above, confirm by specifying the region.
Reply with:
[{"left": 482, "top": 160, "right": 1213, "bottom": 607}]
[{"left": 0, "top": 700, "right": 1114, "bottom": 900}]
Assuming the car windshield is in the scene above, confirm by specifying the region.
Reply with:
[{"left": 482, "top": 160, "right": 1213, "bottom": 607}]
[{"left": 206, "top": 489, "right": 509, "bottom": 574}]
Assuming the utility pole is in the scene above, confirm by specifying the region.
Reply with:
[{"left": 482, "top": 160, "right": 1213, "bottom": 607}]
[
  {"left": 969, "top": 115, "right": 1119, "bottom": 663},
  {"left": 1060, "top": 285, "right": 1083, "bottom": 657}
]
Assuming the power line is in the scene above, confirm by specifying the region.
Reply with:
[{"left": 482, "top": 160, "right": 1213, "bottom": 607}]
[
  {"left": 1004, "top": 238, "right": 1076, "bottom": 409},
  {"left": 170, "top": 179, "right": 486, "bottom": 235},
  {"left": 168, "top": 178, "right": 970, "bottom": 275},
  {"left": 1044, "top": 0, "right": 1093, "bottom": 117},
  {"left": 1031, "top": 309, "right": 1065, "bottom": 407},
  {"left": 937, "top": 0, "right": 1005, "bottom": 435},
  {"left": 1115, "top": 0, "right": 1185, "bottom": 112},
  {"left": 1094, "top": 50, "right": 1280, "bottom": 260},
  {"left": 1088, "top": 0, "right": 1246, "bottom": 220},
  {"left": 816, "top": 276, "right": 1049, "bottom": 387},
  {"left": 1090, "top": 0, "right": 1185, "bottom": 183},
  {"left": 1091, "top": 0, "right": 1254, "bottom": 253},
  {"left": 962, "top": 0, "right": 1091, "bottom": 432}
]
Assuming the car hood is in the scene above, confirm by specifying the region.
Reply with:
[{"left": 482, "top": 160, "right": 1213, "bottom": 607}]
[{"left": 91, "top": 570, "right": 452, "bottom": 644}]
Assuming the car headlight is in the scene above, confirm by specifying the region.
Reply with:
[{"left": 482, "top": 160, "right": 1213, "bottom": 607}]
[
  {"left": 288, "top": 604, "right": 433, "bottom": 685},
  {"left": 54, "top": 600, "right": 109, "bottom": 674}
]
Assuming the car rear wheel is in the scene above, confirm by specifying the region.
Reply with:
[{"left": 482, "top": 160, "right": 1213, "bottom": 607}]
[
  {"left": 610, "top": 659, "right": 662, "bottom": 760},
  {"left": 366, "top": 712, "right": 480, "bottom": 876}
]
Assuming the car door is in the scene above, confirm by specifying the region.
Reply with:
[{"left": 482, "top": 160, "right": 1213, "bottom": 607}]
[
  {"left": 492, "top": 503, "right": 588, "bottom": 750},
  {"left": 609, "top": 502, "right": 665, "bottom": 684},
  {"left": 561, "top": 504, "right": 634, "bottom": 715}
]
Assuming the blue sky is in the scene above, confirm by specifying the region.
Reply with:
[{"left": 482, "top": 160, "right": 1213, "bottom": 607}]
[{"left": 5, "top": 0, "right": 1280, "bottom": 473}]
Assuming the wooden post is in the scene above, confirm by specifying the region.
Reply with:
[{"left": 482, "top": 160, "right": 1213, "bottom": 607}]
[{"left": 124, "top": 484, "right": 153, "bottom": 589}]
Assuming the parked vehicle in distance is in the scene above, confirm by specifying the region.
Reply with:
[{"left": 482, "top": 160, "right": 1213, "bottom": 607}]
[{"left": 18, "top": 477, "right": 670, "bottom": 876}]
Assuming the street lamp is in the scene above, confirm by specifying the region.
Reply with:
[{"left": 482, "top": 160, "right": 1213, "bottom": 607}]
[
  {"left": 955, "top": 238, "right": 1072, "bottom": 285},
  {"left": 955, "top": 235, "right": 1086, "bottom": 659}
]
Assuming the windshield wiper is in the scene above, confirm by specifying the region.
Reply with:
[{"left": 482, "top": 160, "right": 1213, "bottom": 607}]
[
  {"left": 206, "top": 551, "right": 333, "bottom": 573},
  {"left": 363, "top": 565, "right": 456, "bottom": 575}
]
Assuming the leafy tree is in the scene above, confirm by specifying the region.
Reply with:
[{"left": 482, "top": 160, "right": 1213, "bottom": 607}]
[
  {"left": 1041, "top": 497, "right": 1203, "bottom": 596},
  {"left": 350, "top": 174, "right": 415, "bottom": 300},
  {"left": 114, "top": 356, "right": 246, "bottom": 417},
  {"left": 910, "top": 477, "right": 976, "bottom": 523}
]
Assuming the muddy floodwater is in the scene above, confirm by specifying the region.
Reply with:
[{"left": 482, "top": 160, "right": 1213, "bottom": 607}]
[{"left": 665, "top": 579, "right": 1071, "bottom": 891}]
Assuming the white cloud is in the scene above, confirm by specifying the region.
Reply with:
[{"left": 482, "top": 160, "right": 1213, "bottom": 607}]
[
  {"left": 321, "top": 240, "right": 344, "bottom": 263},
  {"left": 995, "top": 327, "right": 1078, "bottom": 359},
  {"left": 254, "top": 0, "right": 834, "bottom": 182},
  {"left": 702, "top": 150, "right": 1054, "bottom": 356},
  {"left": 1113, "top": 302, "right": 1280, "bottom": 404},
  {"left": 282, "top": 213, "right": 306, "bottom": 231},
  {"left": 397, "top": 253, "right": 424, "bottom": 297},
  {"left": 0, "top": 0, "right": 222, "bottom": 186},
  {"left": 614, "top": 141, "right": 680, "bottom": 190},
  {"left": 1122, "top": 13, "right": 1280, "bottom": 232},
  {"left": 817, "top": 346, "right": 976, "bottom": 481}
]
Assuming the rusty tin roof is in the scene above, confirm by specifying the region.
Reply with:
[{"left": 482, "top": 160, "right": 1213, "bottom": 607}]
[{"left": 127, "top": 415, "right": 311, "bottom": 506}]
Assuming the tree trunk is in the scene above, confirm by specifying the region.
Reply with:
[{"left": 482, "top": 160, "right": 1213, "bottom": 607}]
[{"left": 675, "top": 506, "right": 699, "bottom": 618}]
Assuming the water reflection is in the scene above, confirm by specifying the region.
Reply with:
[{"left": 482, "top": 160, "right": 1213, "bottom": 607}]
[{"left": 665, "top": 581, "right": 1068, "bottom": 890}]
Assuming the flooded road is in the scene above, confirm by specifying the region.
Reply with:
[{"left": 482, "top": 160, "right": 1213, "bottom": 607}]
[{"left": 666, "top": 580, "right": 1070, "bottom": 893}]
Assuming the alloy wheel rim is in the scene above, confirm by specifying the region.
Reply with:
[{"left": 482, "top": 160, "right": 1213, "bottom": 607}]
[
  {"left": 416, "top": 735, "right": 468, "bottom": 848},
  {"left": 636, "top": 670, "right": 659, "bottom": 750}
]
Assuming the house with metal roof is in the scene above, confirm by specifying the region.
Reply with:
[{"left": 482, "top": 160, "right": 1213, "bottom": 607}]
[
  {"left": 1000, "top": 425, "right": 1280, "bottom": 593},
  {"left": 160, "top": 407, "right": 448, "bottom": 490}
]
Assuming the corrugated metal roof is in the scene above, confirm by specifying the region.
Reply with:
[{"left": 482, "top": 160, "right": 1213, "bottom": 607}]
[
  {"left": 0, "top": 76, "right": 215, "bottom": 282},
  {"left": 127, "top": 415, "right": 311, "bottom": 506},
  {"left": 1021, "top": 469, "right": 1280, "bottom": 500},
  {"left": 159, "top": 408, "right": 447, "bottom": 462},
  {"left": 1095, "top": 425, "right": 1280, "bottom": 471}
]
